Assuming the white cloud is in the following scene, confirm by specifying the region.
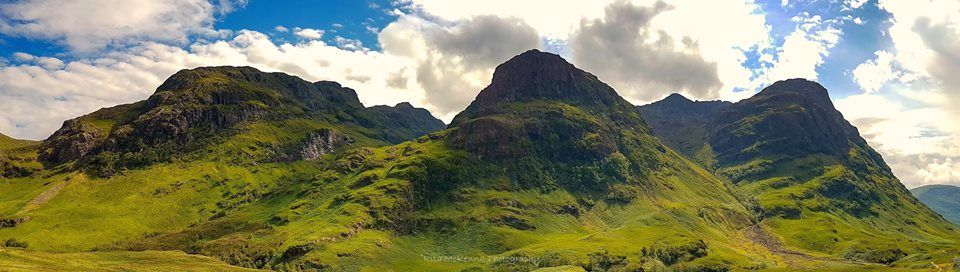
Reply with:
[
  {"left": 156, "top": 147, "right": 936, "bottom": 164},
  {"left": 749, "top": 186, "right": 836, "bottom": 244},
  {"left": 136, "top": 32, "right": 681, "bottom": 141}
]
[
  {"left": 852, "top": 50, "right": 898, "bottom": 93},
  {"left": 837, "top": 93, "right": 960, "bottom": 187},
  {"left": 274, "top": 25, "right": 289, "bottom": 32},
  {"left": 334, "top": 36, "right": 367, "bottom": 51},
  {"left": 0, "top": 0, "right": 241, "bottom": 52},
  {"left": 293, "top": 28, "right": 324, "bottom": 40},
  {"left": 752, "top": 15, "right": 842, "bottom": 85},
  {"left": 570, "top": 1, "right": 722, "bottom": 102},
  {"left": 844, "top": 0, "right": 869, "bottom": 10}
]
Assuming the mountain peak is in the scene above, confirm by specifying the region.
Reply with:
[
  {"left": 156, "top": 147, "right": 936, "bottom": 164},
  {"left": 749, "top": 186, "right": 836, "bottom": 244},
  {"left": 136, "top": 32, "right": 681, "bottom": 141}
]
[
  {"left": 451, "top": 49, "right": 625, "bottom": 124},
  {"left": 754, "top": 78, "right": 833, "bottom": 108},
  {"left": 663, "top": 93, "right": 692, "bottom": 102}
]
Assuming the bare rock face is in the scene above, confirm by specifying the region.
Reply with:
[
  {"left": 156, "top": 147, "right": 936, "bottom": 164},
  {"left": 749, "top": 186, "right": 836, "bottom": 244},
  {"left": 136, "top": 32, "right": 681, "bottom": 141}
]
[
  {"left": 38, "top": 120, "right": 108, "bottom": 165},
  {"left": 297, "top": 128, "right": 354, "bottom": 161}
]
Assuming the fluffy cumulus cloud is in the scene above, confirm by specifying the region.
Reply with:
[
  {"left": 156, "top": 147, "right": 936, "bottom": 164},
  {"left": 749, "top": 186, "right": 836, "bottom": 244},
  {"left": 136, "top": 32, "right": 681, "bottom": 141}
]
[
  {"left": 0, "top": 0, "right": 244, "bottom": 52},
  {"left": 293, "top": 28, "right": 324, "bottom": 40},
  {"left": 571, "top": 1, "right": 722, "bottom": 102},
  {"left": 852, "top": 50, "right": 898, "bottom": 93}
]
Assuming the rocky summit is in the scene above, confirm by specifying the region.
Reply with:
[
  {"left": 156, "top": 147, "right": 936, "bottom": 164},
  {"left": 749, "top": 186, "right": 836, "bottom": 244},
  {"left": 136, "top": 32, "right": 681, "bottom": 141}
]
[{"left": 0, "top": 50, "right": 958, "bottom": 271}]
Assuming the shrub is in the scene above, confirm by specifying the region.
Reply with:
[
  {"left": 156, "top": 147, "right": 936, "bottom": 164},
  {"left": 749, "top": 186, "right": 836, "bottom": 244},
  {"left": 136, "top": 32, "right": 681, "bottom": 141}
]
[
  {"left": 641, "top": 240, "right": 709, "bottom": 266},
  {"left": 4, "top": 238, "right": 28, "bottom": 248},
  {"left": 583, "top": 250, "right": 631, "bottom": 272},
  {"left": 843, "top": 247, "right": 906, "bottom": 264}
]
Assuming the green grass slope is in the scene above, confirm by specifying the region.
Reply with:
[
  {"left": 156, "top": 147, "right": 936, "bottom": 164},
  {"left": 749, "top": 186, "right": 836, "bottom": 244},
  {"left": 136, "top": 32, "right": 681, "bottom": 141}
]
[
  {"left": 0, "top": 134, "right": 37, "bottom": 150},
  {"left": 0, "top": 248, "right": 260, "bottom": 271},
  {"left": 640, "top": 79, "right": 960, "bottom": 269},
  {"left": 912, "top": 184, "right": 960, "bottom": 225}
]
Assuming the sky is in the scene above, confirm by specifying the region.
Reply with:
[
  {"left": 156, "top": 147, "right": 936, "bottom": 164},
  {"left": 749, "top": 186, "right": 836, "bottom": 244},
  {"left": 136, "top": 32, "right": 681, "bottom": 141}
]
[{"left": 0, "top": 0, "right": 958, "bottom": 188}]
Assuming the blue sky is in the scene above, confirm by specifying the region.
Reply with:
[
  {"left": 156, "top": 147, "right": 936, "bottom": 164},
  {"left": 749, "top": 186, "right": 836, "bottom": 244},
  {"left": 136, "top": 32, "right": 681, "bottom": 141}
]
[{"left": 0, "top": 0, "right": 958, "bottom": 188}]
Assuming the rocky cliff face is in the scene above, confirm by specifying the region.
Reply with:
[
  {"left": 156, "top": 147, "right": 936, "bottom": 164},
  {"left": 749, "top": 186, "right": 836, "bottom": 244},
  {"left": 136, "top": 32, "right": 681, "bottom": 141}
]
[{"left": 296, "top": 128, "right": 354, "bottom": 161}]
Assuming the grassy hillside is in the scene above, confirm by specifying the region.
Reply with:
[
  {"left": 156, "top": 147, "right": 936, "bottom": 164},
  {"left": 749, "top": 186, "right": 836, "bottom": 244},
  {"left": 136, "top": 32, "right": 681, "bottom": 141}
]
[
  {"left": 912, "top": 185, "right": 960, "bottom": 225},
  {"left": 0, "top": 248, "right": 259, "bottom": 271},
  {"left": 0, "top": 134, "right": 37, "bottom": 150}
]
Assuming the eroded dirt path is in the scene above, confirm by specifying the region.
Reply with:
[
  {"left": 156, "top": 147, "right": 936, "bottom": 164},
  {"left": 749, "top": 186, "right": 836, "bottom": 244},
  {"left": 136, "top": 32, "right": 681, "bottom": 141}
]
[
  {"left": 743, "top": 224, "right": 866, "bottom": 267},
  {"left": 17, "top": 176, "right": 75, "bottom": 215}
]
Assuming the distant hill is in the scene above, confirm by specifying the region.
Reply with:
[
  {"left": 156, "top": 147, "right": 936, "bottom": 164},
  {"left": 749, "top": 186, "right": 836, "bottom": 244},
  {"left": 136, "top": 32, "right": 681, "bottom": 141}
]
[{"left": 912, "top": 184, "right": 960, "bottom": 225}]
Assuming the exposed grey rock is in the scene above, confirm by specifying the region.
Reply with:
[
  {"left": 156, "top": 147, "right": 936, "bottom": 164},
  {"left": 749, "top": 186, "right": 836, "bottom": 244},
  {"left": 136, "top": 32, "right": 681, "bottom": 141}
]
[{"left": 298, "top": 128, "right": 353, "bottom": 161}]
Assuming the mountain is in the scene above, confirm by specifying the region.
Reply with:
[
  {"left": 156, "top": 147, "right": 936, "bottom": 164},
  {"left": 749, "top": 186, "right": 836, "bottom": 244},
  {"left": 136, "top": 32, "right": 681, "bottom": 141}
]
[
  {"left": 637, "top": 94, "right": 730, "bottom": 168},
  {"left": 639, "top": 79, "right": 959, "bottom": 265},
  {"left": 1, "top": 51, "right": 958, "bottom": 271},
  {"left": 37, "top": 66, "right": 443, "bottom": 174},
  {"left": 912, "top": 184, "right": 960, "bottom": 224}
]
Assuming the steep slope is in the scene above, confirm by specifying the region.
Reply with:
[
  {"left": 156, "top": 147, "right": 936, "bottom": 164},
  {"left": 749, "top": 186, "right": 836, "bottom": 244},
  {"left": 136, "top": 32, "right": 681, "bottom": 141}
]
[
  {"left": 639, "top": 79, "right": 960, "bottom": 266},
  {"left": 912, "top": 185, "right": 960, "bottom": 225}
]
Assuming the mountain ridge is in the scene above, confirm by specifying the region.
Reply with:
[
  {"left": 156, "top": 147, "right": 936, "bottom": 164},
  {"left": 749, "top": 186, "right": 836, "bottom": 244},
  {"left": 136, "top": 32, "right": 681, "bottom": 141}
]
[
  {"left": 37, "top": 66, "right": 443, "bottom": 173},
  {"left": 912, "top": 184, "right": 960, "bottom": 225}
]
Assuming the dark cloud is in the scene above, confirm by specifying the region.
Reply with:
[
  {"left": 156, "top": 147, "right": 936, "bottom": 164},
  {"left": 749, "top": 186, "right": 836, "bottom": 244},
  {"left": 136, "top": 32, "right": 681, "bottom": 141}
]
[
  {"left": 416, "top": 15, "right": 540, "bottom": 115},
  {"left": 427, "top": 16, "right": 541, "bottom": 70},
  {"left": 570, "top": 0, "right": 722, "bottom": 102}
]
